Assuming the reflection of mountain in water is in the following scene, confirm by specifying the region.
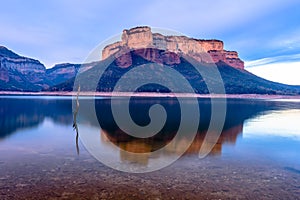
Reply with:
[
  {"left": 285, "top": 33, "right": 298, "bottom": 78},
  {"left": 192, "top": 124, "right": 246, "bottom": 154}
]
[
  {"left": 1, "top": 96, "right": 300, "bottom": 160},
  {"left": 0, "top": 98, "right": 72, "bottom": 139},
  {"left": 89, "top": 98, "right": 300, "bottom": 163}
]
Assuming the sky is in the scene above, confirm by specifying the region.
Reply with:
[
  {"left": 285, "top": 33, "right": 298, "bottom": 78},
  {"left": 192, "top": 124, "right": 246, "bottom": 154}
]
[{"left": 0, "top": 0, "right": 300, "bottom": 85}]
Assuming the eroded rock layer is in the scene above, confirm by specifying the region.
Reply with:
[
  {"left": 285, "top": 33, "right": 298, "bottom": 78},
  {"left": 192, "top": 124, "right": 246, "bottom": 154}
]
[{"left": 102, "top": 26, "right": 244, "bottom": 69}]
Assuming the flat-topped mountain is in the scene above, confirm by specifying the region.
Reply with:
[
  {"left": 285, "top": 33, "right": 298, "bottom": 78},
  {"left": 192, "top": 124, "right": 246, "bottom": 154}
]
[
  {"left": 50, "top": 47, "right": 300, "bottom": 95},
  {"left": 102, "top": 26, "right": 244, "bottom": 69},
  {"left": 0, "top": 26, "right": 300, "bottom": 95}
]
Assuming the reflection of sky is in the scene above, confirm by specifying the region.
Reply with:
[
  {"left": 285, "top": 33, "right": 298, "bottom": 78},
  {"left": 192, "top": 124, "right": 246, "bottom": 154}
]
[
  {"left": 0, "top": 118, "right": 74, "bottom": 155},
  {"left": 243, "top": 109, "right": 300, "bottom": 140},
  {"left": 221, "top": 109, "right": 300, "bottom": 168}
]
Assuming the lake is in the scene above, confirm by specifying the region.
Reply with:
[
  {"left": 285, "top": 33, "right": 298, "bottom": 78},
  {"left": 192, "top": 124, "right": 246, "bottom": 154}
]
[{"left": 0, "top": 96, "right": 300, "bottom": 199}]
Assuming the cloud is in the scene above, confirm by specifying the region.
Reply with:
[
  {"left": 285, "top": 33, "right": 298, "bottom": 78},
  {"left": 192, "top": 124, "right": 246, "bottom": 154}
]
[
  {"left": 245, "top": 54, "right": 300, "bottom": 67},
  {"left": 245, "top": 54, "right": 300, "bottom": 85},
  {"left": 268, "top": 29, "right": 300, "bottom": 53}
]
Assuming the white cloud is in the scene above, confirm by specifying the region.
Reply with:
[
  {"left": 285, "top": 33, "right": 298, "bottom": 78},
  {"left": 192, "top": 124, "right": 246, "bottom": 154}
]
[
  {"left": 245, "top": 55, "right": 300, "bottom": 85},
  {"left": 246, "top": 54, "right": 300, "bottom": 67}
]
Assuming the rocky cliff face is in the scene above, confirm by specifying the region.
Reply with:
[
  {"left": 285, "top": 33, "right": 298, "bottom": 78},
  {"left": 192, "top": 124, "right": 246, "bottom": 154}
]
[
  {"left": 0, "top": 47, "right": 46, "bottom": 77},
  {"left": 0, "top": 46, "right": 47, "bottom": 91},
  {"left": 0, "top": 46, "right": 99, "bottom": 91},
  {"left": 0, "top": 57, "right": 46, "bottom": 80},
  {"left": 102, "top": 26, "right": 244, "bottom": 69}
]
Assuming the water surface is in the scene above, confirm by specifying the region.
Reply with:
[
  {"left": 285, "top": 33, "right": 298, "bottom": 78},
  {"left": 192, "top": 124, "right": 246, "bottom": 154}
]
[{"left": 0, "top": 96, "right": 300, "bottom": 199}]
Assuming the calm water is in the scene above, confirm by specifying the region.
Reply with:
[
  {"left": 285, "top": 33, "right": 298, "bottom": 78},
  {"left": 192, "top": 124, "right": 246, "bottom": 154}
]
[{"left": 0, "top": 96, "right": 300, "bottom": 199}]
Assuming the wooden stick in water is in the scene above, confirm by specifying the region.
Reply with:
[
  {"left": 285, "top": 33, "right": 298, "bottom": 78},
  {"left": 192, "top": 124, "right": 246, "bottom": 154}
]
[{"left": 73, "top": 85, "right": 80, "bottom": 155}]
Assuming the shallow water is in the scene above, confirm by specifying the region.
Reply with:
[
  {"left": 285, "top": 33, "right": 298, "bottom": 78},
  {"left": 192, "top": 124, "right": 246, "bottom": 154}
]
[{"left": 0, "top": 96, "right": 300, "bottom": 199}]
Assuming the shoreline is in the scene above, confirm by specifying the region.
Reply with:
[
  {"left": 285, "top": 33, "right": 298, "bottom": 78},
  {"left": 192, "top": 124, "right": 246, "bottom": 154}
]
[{"left": 0, "top": 91, "right": 300, "bottom": 99}]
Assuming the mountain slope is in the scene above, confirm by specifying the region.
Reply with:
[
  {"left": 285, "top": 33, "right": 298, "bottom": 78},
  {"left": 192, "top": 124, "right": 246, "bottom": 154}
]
[
  {"left": 45, "top": 62, "right": 97, "bottom": 87},
  {"left": 217, "top": 62, "right": 300, "bottom": 94},
  {"left": 49, "top": 49, "right": 300, "bottom": 95}
]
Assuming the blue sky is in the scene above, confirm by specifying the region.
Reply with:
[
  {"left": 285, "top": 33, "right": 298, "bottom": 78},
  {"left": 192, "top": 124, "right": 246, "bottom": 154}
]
[{"left": 0, "top": 0, "right": 300, "bottom": 84}]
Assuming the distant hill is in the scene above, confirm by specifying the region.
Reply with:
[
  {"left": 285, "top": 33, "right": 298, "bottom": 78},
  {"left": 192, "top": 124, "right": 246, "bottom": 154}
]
[
  {"left": 0, "top": 46, "right": 95, "bottom": 91},
  {"left": 45, "top": 62, "right": 96, "bottom": 87},
  {"left": 0, "top": 46, "right": 46, "bottom": 91}
]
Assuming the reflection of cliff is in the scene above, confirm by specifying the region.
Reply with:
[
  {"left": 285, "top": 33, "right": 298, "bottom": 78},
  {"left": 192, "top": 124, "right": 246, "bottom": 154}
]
[
  {"left": 0, "top": 98, "right": 72, "bottom": 139},
  {"left": 91, "top": 98, "right": 299, "bottom": 164},
  {"left": 185, "top": 124, "right": 243, "bottom": 156},
  {"left": 101, "top": 123, "right": 243, "bottom": 163},
  {"left": 93, "top": 98, "right": 296, "bottom": 134}
]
